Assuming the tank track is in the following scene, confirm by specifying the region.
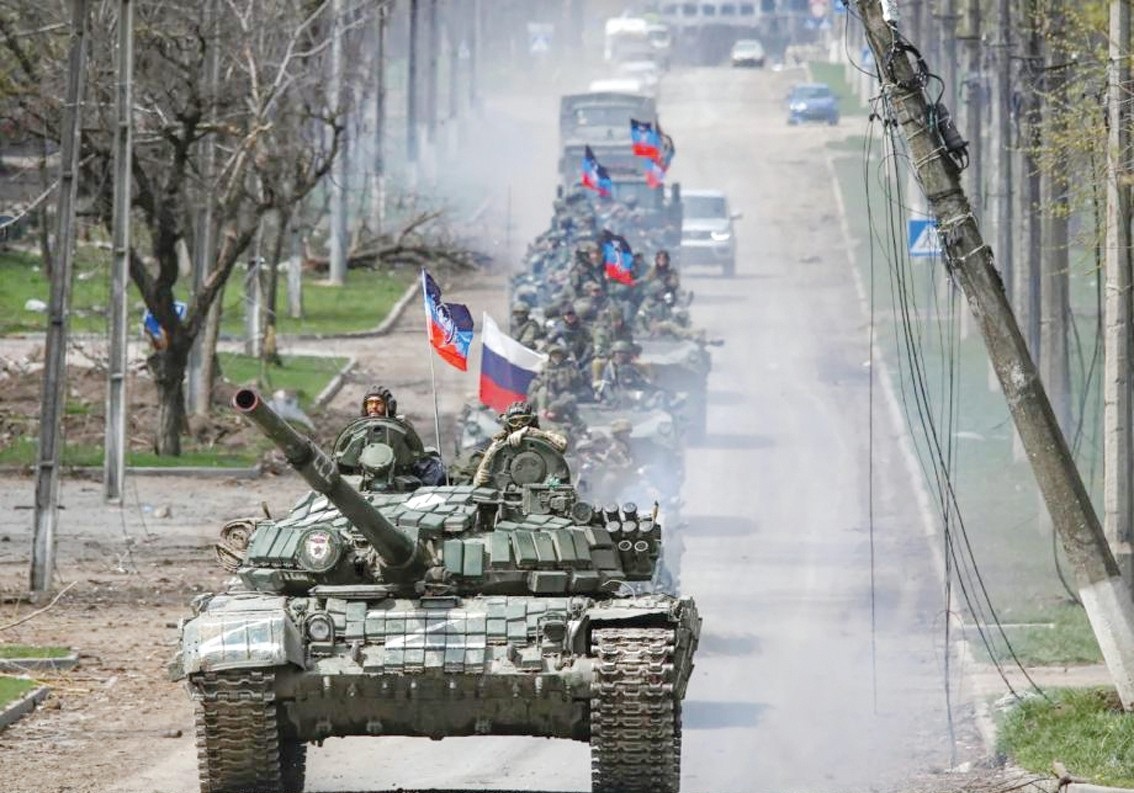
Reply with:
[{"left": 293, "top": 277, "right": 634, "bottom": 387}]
[
  {"left": 192, "top": 669, "right": 305, "bottom": 793},
  {"left": 591, "top": 627, "right": 681, "bottom": 793}
]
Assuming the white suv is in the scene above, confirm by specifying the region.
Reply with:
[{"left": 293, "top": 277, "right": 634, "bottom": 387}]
[{"left": 680, "top": 189, "right": 739, "bottom": 277}]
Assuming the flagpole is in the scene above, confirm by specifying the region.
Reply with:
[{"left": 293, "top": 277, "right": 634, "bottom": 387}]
[{"left": 420, "top": 268, "right": 445, "bottom": 455}]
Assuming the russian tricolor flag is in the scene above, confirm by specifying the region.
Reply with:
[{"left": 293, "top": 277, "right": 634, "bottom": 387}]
[
  {"left": 479, "top": 314, "right": 546, "bottom": 412},
  {"left": 422, "top": 269, "right": 474, "bottom": 371}
]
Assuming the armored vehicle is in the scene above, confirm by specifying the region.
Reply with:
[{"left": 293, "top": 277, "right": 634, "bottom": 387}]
[
  {"left": 637, "top": 337, "right": 713, "bottom": 442},
  {"left": 171, "top": 389, "right": 700, "bottom": 793}
]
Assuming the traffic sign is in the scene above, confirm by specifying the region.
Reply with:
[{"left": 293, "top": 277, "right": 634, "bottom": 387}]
[{"left": 908, "top": 218, "right": 942, "bottom": 257}]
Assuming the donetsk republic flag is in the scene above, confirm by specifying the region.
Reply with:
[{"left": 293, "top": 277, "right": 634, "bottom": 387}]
[{"left": 422, "top": 269, "right": 474, "bottom": 371}]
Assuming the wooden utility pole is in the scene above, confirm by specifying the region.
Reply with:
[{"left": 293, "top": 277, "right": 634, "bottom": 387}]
[
  {"left": 957, "top": 0, "right": 981, "bottom": 225},
  {"left": 856, "top": 0, "right": 1134, "bottom": 710},
  {"left": 1040, "top": 9, "right": 1071, "bottom": 435},
  {"left": 990, "top": 0, "right": 1013, "bottom": 300},
  {"left": 328, "top": 0, "right": 347, "bottom": 286},
  {"left": 1016, "top": 0, "right": 1042, "bottom": 356},
  {"left": 31, "top": 0, "right": 89, "bottom": 592},
  {"left": 1105, "top": 0, "right": 1134, "bottom": 587},
  {"left": 104, "top": 0, "right": 133, "bottom": 504}
]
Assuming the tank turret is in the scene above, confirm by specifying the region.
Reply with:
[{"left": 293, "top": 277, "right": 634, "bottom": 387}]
[{"left": 233, "top": 388, "right": 419, "bottom": 570}]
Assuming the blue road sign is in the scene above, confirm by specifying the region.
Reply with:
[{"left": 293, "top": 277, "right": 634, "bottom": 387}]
[
  {"left": 908, "top": 218, "right": 942, "bottom": 257},
  {"left": 141, "top": 301, "right": 187, "bottom": 341}
]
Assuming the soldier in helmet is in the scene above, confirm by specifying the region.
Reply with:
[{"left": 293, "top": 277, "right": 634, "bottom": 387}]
[
  {"left": 596, "top": 339, "right": 655, "bottom": 401},
  {"left": 472, "top": 401, "right": 568, "bottom": 486},
  {"left": 361, "top": 385, "right": 397, "bottom": 418},
  {"left": 591, "top": 304, "right": 636, "bottom": 382},
  {"left": 548, "top": 303, "right": 594, "bottom": 373},
  {"left": 529, "top": 342, "right": 589, "bottom": 411},
  {"left": 510, "top": 301, "right": 545, "bottom": 350}
]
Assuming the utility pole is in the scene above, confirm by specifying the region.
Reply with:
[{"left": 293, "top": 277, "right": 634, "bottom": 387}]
[
  {"left": 31, "top": 0, "right": 89, "bottom": 593},
  {"left": 188, "top": 0, "right": 220, "bottom": 417},
  {"left": 1016, "top": 0, "right": 1042, "bottom": 357},
  {"left": 938, "top": 0, "right": 958, "bottom": 111},
  {"left": 1040, "top": 9, "right": 1071, "bottom": 435},
  {"left": 990, "top": 0, "right": 1013, "bottom": 301},
  {"left": 426, "top": 0, "right": 438, "bottom": 145},
  {"left": 104, "top": 0, "right": 133, "bottom": 504},
  {"left": 407, "top": 0, "right": 419, "bottom": 165},
  {"left": 468, "top": 0, "right": 479, "bottom": 109},
  {"left": 1105, "top": 0, "right": 1134, "bottom": 589},
  {"left": 957, "top": 0, "right": 981, "bottom": 226},
  {"left": 856, "top": 0, "right": 1134, "bottom": 711},
  {"left": 328, "top": 0, "right": 347, "bottom": 286},
  {"left": 371, "top": 1, "right": 388, "bottom": 233}
]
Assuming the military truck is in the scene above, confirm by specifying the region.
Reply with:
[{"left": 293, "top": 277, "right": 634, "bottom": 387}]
[{"left": 171, "top": 389, "right": 701, "bottom": 793}]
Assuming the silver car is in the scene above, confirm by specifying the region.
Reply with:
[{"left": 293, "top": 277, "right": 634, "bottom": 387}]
[{"left": 680, "top": 189, "right": 740, "bottom": 277}]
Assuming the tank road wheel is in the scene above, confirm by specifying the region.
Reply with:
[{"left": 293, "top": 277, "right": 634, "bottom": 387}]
[
  {"left": 193, "top": 670, "right": 302, "bottom": 793},
  {"left": 590, "top": 627, "right": 681, "bottom": 793}
]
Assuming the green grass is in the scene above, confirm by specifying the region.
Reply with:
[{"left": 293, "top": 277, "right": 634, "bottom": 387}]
[
  {"left": 0, "top": 247, "right": 415, "bottom": 338},
  {"left": 830, "top": 136, "right": 1105, "bottom": 665},
  {"left": 0, "top": 437, "right": 258, "bottom": 468},
  {"left": 0, "top": 676, "right": 37, "bottom": 708},
  {"left": 218, "top": 352, "right": 350, "bottom": 409},
  {"left": 218, "top": 266, "right": 414, "bottom": 338},
  {"left": 0, "top": 645, "right": 69, "bottom": 660},
  {"left": 998, "top": 688, "right": 1134, "bottom": 787}
]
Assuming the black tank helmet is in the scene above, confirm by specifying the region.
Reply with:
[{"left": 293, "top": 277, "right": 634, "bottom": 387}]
[{"left": 361, "top": 385, "right": 397, "bottom": 417}]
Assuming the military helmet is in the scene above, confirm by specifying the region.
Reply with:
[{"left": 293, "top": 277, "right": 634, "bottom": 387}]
[
  {"left": 511, "top": 301, "right": 530, "bottom": 316},
  {"left": 361, "top": 385, "right": 397, "bottom": 417},
  {"left": 610, "top": 418, "right": 633, "bottom": 434},
  {"left": 610, "top": 340, "right": 635, "bottom": 354},
  {"left": 503, "top": 400, "right": 539, "bottom": 430},
  {"left": 546, "top": 342, "right": 567, "bottom": 357}
]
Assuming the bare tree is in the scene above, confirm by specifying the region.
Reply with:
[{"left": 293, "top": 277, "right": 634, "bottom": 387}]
[{"left": 0, "top": 1, "right": 347, "bottom": 454}]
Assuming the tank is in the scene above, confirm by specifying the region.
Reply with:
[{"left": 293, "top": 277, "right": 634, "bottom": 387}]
[{"left": 170, "top": 389, "right": 701, "bottom": 793}]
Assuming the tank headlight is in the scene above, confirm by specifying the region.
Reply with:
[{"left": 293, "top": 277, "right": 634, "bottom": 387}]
[
  {"left": 305, "top": 613, "right": 334, "bottom": 642},
  {"left": 297, "top": 528, "right": 342, "bottom": 573}
]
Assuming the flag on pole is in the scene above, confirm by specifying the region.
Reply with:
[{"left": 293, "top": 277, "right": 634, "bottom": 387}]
[
  {"left": 479, "top": 313, "right": 546, "bottom": 412},
  {"left": 422, "top": 269, "right": 474, "bottom": 371},
  {"left": 601, "top": 230, "right": 635, "bottom": 285},
  {"left": 630, "top": 118, "right": 660, "bottom": 159},
  {"left": 580, "top": 145, "right": 613, "bottom": 197}
]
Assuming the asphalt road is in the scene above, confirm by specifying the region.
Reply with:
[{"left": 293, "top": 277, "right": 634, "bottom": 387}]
[{"left": 110, "top": 64, "right": 965, "bottom": 793}]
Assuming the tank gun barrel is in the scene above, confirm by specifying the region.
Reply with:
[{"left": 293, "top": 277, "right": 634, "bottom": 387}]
[{"left": 233, "top": 389, "right": 418, "bottom": 568}]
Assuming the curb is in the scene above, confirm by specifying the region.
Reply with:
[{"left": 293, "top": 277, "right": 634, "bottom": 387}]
[
  {"left": 0, "top": 685, "right": 50, "bottom": 732},
  {"left": 0, "top": 651, "right": 79, "bottom": 673},
  {"left": 312, "top": 355, "right": 357, "bottom": 410},
  {"left": 284, "top": 277, "right": 420, "bottom": 341}
]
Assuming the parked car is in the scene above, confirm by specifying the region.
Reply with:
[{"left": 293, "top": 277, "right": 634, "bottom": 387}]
[
  {"left": 680, "top": 189, "right": 740, "bottom": 277},
  {"left": 730, "top": 39, "right": 766, "bottom": 68},
  {"left": 786, "top": 82, "right": 840, "bottom": 125}
]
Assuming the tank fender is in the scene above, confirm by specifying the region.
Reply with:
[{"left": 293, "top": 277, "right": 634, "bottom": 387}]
[{"left": 170, "top": 596, "right": 304, "bottom": 679}]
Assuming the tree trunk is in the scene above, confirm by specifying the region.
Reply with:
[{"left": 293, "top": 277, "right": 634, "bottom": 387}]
[{"left": 147, "top": 343, "right": 189, "bottom": 455}]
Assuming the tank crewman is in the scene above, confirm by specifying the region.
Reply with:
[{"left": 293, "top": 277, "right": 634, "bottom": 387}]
[
  {"left": 549, "top": 303, "right": 594, "bottom": 373},
  {"left": 361, "top": 385, "right": 398, "bottom": 417},
  {"left": 591, "top": 304, "right": 636, "bottom": 382},
  {"left": 472, "top": 401, "right": 568, "bottom": 486},
  {"left": 528, "top": 342, "right": 590, "bottom": 411},
  {"left": 596, "top": 340, "right": 656, "bottom": 400},
  {"left": 510, "top": 302, "right": 546, "bottom": 350}
]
